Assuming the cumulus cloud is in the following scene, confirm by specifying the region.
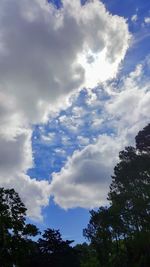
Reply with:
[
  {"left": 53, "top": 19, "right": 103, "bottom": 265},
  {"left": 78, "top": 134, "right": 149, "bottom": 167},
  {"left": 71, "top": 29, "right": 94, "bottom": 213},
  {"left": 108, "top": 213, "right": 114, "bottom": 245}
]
[
  {"left": 0, "top": 173, "right": 50, "bottom": 220},
  {"left": 0, "top": 0, "right": 130, "bottom": 122},
  {"left": 0, "top": 127, "right": 51, "bottom": 220},
  {"left": 106, "top": 60, "right": 150, "bottom": 136},
  {"left": 50, "top": 135, "right": 126, "bottom": 209},
  {"left": 0, "top": 130, "right": 32, "bottom": 175},
  {"left": 41, "top": 132, "right": 56, "bottom": 143},
  {"left": 77, "top": 136, "right": 90, "bottom": 146},
  {"left": 50, "top": 57, "right": 150, "bottom": 209},
  {"left": 0, "top": 0, "right": 130, "bottom": 218}
]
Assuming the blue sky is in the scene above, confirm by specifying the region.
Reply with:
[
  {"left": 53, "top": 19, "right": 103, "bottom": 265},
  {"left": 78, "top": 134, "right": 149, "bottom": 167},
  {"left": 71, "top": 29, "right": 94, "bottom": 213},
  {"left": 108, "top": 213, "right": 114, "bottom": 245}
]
[{"left": 0, "top": 0, "right": 150, "bottom": 244}]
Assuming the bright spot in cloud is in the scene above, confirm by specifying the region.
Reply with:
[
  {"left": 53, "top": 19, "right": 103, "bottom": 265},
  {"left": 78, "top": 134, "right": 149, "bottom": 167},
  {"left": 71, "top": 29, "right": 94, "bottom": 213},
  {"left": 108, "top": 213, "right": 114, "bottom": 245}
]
[
  {"left": 77, "top": 48, "right": 121, "bottom": 87},
  {"left": 0, "top": 0, "right": 130, "bottom": 219}
]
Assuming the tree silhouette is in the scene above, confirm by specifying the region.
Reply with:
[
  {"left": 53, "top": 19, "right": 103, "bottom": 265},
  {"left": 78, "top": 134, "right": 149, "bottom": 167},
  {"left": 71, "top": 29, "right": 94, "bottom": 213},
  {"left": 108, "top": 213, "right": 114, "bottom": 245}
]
[
  {"left": 84, "top": 124, "right": 150, "bottom": 267},
  {"left": 0, "top": 188, "right": 39, "bottom": 267},
  {"left": 37, "top": 228, "right": 80, "bottom": 267},
  {"left": 136, "top": 123, "right": 150, "bottom": 152},
  {"left": 0, "top": 188, "right": 80, "bottom": 267}
]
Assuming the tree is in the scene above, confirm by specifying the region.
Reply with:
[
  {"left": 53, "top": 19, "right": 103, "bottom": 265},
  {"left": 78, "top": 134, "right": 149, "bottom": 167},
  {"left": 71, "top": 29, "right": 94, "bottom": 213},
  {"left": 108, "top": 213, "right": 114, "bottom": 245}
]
[
  {"left": 0, "top": 188, "right": 81, "bottom": 267},
  {"left": 0, "top": 188, "right": 39, "bottom": 267},
  {"left": 31, "top": 228, "right": 80, "bottom": 267},
  {"left": 74, "top": 243, "right": 99, "bottom": 267},
  {"left": 135, "top": 123, "right": 150, "bottom": 152},
  {"left": 109, "top": 146, "right": 150, "bottom": 235},
  {"left": 84, "top": 124, "right": 150, "bottom": 267}
]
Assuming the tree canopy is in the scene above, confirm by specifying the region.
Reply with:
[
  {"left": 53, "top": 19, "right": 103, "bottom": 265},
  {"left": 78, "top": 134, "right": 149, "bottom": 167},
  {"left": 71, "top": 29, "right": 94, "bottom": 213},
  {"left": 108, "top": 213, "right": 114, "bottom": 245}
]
[
  {"left": 0, "top": 188, "right": 39, "bottom": 266},
  {"left": 84, "top": 124, "right": 150, "bottom": 267},
  {"left": 0, "top": 188, "right": 80, "bottom": 267}
]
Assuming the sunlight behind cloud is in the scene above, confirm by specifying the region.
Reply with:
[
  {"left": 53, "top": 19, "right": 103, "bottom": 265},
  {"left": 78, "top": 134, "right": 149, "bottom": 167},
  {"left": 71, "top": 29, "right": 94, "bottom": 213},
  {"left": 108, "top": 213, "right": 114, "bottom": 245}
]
[
  {"left": 77, "top": 48, "right": 120, "bottom": 87},
  {"left": 50, "top": 57, "right": 150, "bottom": 209},
  {"left": 0, "top": 0, "right": 130, "bottom": 219}
]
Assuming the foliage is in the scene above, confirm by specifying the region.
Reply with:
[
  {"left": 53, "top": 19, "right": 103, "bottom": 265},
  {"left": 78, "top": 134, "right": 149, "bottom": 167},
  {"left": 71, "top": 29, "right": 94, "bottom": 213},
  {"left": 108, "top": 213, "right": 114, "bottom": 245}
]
[
  {"left": 84, "top": 124, "right": 150, "bottom": 267},
  {"left": 0, "top": 188, "right": 39, "bottom": 267},
  {"left": 0, "top": 188, "right": 80, "bottom": 266},
  {"left": 34, "top": 228, "right": 80, "bottom": 267},
  {"left": 74, "top": 243, "right": 99, "bottom": 267}
]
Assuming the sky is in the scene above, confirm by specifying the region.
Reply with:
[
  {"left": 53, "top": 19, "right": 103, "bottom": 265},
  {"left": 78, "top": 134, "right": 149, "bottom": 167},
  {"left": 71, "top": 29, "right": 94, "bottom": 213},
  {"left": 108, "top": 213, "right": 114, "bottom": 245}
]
[{"left": 0, "top": 0, "right": 150, "bottom": 244}]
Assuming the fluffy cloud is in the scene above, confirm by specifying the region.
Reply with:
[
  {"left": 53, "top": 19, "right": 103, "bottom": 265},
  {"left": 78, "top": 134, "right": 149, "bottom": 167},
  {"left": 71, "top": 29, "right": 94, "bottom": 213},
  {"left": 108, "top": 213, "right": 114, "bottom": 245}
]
[
  {"left": 0, "top": 127, "right": 51, "bottom": 220},
  {"left": 144, "top": 17, "right": 150, "bottom": 24},
  {"left": 0, "top": 173, "right": 50, "bottom": 220},
  {"left": 105, "top": 60, "right": 150, "bottom": 136},
  {"left": 50, "top": 135, "right": 126, "bottom": 209},
  {"left": 0, "top": 0, "right": 130, "bottom": 218},
  {"left": 0, "top": 0, "right": 130, "bottom": 122},
  {"left": 0, "top": 130, "right": 32, "bottom": 175},
  {"left": 50, "top": 57, "right": 150, "bottom": 209}
]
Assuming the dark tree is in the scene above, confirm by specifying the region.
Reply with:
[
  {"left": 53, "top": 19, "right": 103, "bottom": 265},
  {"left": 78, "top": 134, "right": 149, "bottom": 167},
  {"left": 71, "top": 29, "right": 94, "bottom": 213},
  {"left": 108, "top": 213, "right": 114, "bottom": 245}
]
[
  {"left": 74, "top": 243, "right": 99, "bottom": 267},
  {"left": 0, "top": 188, "right": 80, "bottom": 267},
  {"left": 30, "top": 228, "right": 80, "bottom": 267},
  {"left": 109, "top": 145, "right": 150, "bottom": 235},
  {"left": 136, "top": 123, "right": 150, "bottom": 152},
  {"left": 84, "top": 124, "right": 150, "bottom": 267},
  {"left": 0, "top": 188, "right": 39, "bottom": 267}
]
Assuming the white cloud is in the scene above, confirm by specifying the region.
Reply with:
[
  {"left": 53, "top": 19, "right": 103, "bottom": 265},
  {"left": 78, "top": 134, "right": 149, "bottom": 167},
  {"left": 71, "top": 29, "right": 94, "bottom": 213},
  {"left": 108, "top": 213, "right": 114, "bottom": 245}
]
[
  {"left": 0, "top": 0, "right": 130, "bottom": 122},
  {"left": 0, "top": 172, "right": 51, "bottom": 221},
  {"left": 59, "top": 114, "right": 83, "bottom": 132},
  {"left": 0, "top": 0, "right": 130, "bottom": 218},
  {"left": 0, "top": 128, "right": 51, "bottom": 220},
  {"left": 54, "top": 148, "right": 66, "bottom": 156},
  {"left": 50, "top": 57, "right": 150, "bottom": 209},
  {"left": 41, "top": 132, "right": 56, "bottom": 143},
  {"left": 131, "top": 14, "right": 138, "bottom": 22},
  {"left": 61, "top": 136, "right": 71, "bottom": 146},
  {"left": 50, "top": 135, "right": 126, "bottom": 209},
  {"left": 144, "top": 17, "right": 150, "bottom": 24},
  {"left": 0, "top": 129, "right": 32, "bottom": 176},
  {"left": 77, "top": 136, "right": 90, "bottom": 146},
  {"left": 72, "top": 107, "right": 86, "bottom": 118},
  {"left": 91, "top": 118, "right": 103, "bottom": 129},
  {"left": 105, "top": 61, "right": 150, "bottom": 135},
  {"left": 86, "top": 90, "right": 99, "bottom": 106}
]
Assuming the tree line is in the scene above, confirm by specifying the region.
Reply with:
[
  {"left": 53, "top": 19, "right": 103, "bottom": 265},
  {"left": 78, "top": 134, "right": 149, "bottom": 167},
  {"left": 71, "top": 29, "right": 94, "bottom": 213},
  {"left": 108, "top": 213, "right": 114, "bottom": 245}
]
[
  {"left": 84, "top": 123, "right": 150, "bottom": 267},
  {"left": 0, "top": 124, "right": 150, "bottom": 266}
]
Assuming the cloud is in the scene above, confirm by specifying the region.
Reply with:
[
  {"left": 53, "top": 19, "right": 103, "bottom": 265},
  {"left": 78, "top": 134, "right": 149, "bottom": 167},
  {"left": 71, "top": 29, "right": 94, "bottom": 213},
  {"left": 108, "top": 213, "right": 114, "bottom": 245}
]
[
  {"left": 41, "top": 132, "right": 56, "bottom": 143},
  {"left": 0, "top": 0, "right": 130, "bottom": 218},
  {"left": 50, "top": 135, "right": 125, "bottom": 209},
  {"left": 105, "top": 61, "right": 150, "bottom": 134},
  {"left": 0, "top": 172, "right": 50, "bottom": 221},
  {"left": 77, "top": 136, "right": 90, "bottom": 146},
  {"left": 0, "top": 130, "right": 32, "bottom": 175},
  {"left": 50, "top": 57, "right": 150, "bottom": 209},
  {"left": 131, "top": 14, "right": 138, "bottom": 22},
  {"left": 59, "top": 114, "right": 84, "bottom": 133},
  {"left": 0, "top": 0, "right": 130, "bottom": 122},
  {"left": 0, "top": 128, "right": 51, "bottom": 220},
  {"left": 144, "top": 17, "right": 150, "bottom": 24}
]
